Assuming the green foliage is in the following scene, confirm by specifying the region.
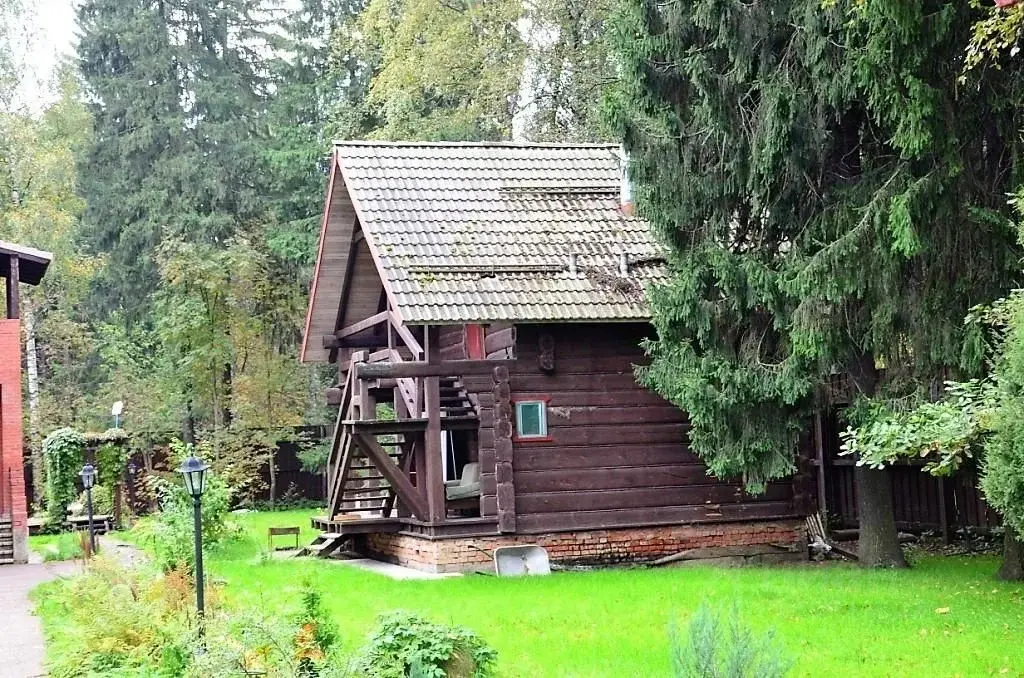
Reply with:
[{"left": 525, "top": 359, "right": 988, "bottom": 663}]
[
  {"left": 33, "top": 532, "right": 85, "bottom": 562},
  {"left": 78, "top": 483, "right": 115, "bottom": 516},
  {"left": 841, "top": 284, "right": 1024, "bottom": 535},
  {"left": 43, "top": 427, "right": 86, "bottom": 525},
  {"left": 980, "top": 289, "right": 1024, "bottom": 535},
  {"left": 669, "top": 603, "right": 791, "bottom": 678},
  {"left": 34, "top": 558, "right": 196, "bottom": 677},
  {"left": 294, "top": 582, "right": 341, "bottom": 676},
  {"left": 132, "top": 440, "right": 238, "bottom": 572},
  {"left": 607, "top": 0, "right": 1023, "bottom": 492},
  {"left": 840, "top": 379, "right": 994, "bottom": 475},
  {"left": 356, "top": 611, "right": 497, "bottom": 678}
]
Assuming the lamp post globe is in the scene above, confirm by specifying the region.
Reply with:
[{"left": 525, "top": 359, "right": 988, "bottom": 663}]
[
  {"left": 178, "top": 455, "right": 209, "bottom": 636},
  {"left": 79, "top": 464, "right": 98, "bottom": 554}
]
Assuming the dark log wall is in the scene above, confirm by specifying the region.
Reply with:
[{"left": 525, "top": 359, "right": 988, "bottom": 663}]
[{"left": 502, "top": 323, "right": 797, "bottom": 534}]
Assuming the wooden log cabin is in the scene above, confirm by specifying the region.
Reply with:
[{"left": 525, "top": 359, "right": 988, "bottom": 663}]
[{"left": 301, "top": 142, "right": 808, "bottom": 572}]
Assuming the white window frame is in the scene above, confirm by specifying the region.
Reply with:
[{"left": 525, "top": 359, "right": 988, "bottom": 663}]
[{"left": 514, "top": 399, "right": 548, "bottom": 439}]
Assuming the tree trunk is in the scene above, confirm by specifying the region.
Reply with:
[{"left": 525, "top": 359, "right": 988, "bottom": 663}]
[
  {"left": 856, "top": 466, "right": 908, "bottom": 567},
  {"left": 998, "top": 523, "right": 1024, "bottom": 581},
  {"left": 221, "top": 360, "right": 233, "bottom": 427},
  {"left": 268, "top": 449, "right": 276, "bottom": 508},
  {"left": 182, "top": 399, "right": 196, "bottom": 445},
  {"left": 23, "top": 300, "right": 43, "bottom": 507},
  {"left": 847, "top": 351, "right": 908, "bottom": 568}
]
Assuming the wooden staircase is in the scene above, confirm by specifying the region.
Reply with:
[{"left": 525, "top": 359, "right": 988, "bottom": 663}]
[
  {"left": 306, "top": 355, "right": 480, "bottom": 558},
  {"left": 0, "top": 517, "right": 14, "bottom": 565}
]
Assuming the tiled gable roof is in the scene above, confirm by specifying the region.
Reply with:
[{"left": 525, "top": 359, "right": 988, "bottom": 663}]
[{"left": 335, "top": 141, "right": 665, "bottom": 324}]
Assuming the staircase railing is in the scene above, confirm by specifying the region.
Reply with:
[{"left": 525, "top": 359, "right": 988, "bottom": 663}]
[{"left": 324, "top": 364, "right": 355, "bottom": 518}]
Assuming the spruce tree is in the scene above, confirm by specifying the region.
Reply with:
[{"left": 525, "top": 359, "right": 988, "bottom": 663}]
[
  {"left": 608, "top": 0, "right": 1024, "bottom": 566},
  {"left": 76, "top": 0, "right": 183, "bottom": 322}
]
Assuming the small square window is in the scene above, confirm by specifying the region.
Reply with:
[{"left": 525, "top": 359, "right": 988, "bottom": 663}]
[{"left": 515, "top": 400, "right": 548, "bottom": 439}]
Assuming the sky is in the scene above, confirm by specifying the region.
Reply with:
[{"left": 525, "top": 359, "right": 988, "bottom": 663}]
[{"left": 16, "top": 0, "right": 77, "bottom": 109}]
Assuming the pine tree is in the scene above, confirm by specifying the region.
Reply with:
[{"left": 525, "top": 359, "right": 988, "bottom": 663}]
[
  {"left": 76, "top": 0, "right": 183, "bottom": 322},
  {"left": 608, "top": 0, "right": 1024, "bottom": 566}
]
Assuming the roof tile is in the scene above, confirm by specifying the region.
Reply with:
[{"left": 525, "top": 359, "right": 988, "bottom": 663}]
[{"left": 335, "top": 142, "right": 665, "bottom": 323}]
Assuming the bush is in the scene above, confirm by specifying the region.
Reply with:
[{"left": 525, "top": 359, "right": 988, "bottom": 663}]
[
  {"left": 43, "top": 427, "right": 87, "bottom": 525},
  {"left": 131, "top": 440, "right": 238, "bottom": 572},
  {"left": 356, "top": 611, "right": 497, "bottom": 678},
  {"left": 36, "top": 562, "right": 351, "bottom": 678},
  {"left": 41, "top": 533, "right": 85, "bottom": 562},
  {"left": 34, "top": 558, "right": 195, "bottom": 677},
  {"left": 77, "top": 484, "right": 115, "bottom": 516},
  {"left": 669, "top": 603, "right": 791, "bottom": 678}
]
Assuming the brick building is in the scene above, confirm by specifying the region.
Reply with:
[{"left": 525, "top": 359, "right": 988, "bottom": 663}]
[{"left": 0, "top": 242, "right": 51, "bottom": 564}]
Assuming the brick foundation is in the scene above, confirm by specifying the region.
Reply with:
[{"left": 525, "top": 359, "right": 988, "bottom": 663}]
[{"left": 360, "top": 520, "right": 806, "bottom": 573}]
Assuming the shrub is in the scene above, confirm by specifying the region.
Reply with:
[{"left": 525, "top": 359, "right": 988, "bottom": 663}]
[
  {"left": 77, "top": 483, "right": 115, "bottom": 516},
  {"left": 34, "top": 558, "right": 195, "bottom": 677},
  {"left": 669, "top": 603, "right": 791, "bottom": 678},
  {"left": 43, "top": 427, "right": 87, "bottom": 525},
  {"left": 131, "top": 440, "right": 238, "bottom": 572},
  {"left": 41, "top": 533, "right": 84, "bottom": 562},
  {"left": 356, "top": 611, "right": 497, "bottom": 678}
]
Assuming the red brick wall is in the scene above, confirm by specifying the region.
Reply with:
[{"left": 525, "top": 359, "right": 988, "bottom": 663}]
[
  {"left": 362, "top": 520, "right": 805, "bottom": 573},
  {"left": 0, "top": 319, "right": 27, "bottom": 562}
]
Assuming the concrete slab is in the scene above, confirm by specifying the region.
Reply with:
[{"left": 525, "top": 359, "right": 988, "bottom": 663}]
[
  {"left": 0, "top": 561, "right": 79, "bottom": 678},
  {"left": 329, "top": 558, "right": 462, "bottom": 580}
]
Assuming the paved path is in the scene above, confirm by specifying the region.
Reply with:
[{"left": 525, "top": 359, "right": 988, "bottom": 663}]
[{"left": 0, "top": 561, "right": 79, "bottom": 678}]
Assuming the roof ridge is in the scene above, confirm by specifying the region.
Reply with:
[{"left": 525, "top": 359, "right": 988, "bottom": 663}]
[{"left": 333, "top": 140, "right": 619, "bottom": 149}]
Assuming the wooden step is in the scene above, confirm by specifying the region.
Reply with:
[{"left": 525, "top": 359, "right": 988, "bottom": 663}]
[{"left": 344, "top": 489, "right": 391, "bottom": 499}]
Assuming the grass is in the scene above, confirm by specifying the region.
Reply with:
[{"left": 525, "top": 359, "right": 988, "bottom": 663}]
[
  {"left": 171, "top": 508, "right": 1024, "bottom": 677},
  {"left": 29, "top": 532, "right": 84, "bottom": 562}
]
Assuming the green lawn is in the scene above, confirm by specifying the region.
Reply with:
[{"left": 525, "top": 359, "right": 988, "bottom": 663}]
[
  {"left": 187, "top": 509, "right": 1024, "bottom": 677},
  {"left": 28, "top": 532, "right": 84, "bottom": 561}
]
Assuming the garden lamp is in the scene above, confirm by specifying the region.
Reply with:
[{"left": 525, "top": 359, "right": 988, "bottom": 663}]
[
  {"left": 179, "top": 455, "right": 208, "bottom": 499},
  {"left": 79, "top": 464, "right": 97, "bottom": 554},
  {"left": 178, "top": 454, "right": 209, "bottom": 636}
]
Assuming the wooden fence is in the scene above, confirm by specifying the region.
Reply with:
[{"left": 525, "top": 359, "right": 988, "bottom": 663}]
[{"left": 815, "top": 409, "right": 1000, "bottom": 537}]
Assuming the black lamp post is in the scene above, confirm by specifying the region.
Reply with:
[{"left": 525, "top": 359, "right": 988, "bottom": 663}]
[
  {"left": 79, "top": 464, "right": 97, "bottom": 555},
  {"left": 178, "top": 455, "right": 209, "bottom": 633}
]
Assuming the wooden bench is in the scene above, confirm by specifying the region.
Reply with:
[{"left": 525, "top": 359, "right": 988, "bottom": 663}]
[
  {"left": 66, "top": 514, "right": 113, "bottom": 534},
  {"left": 268, "top": 526, "right": 301, "bottom": 551}
]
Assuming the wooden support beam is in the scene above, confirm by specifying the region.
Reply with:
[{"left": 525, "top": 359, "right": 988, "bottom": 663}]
[
  {"left": 356, "top": 358, "right": 513, "bottom": 380},
  {"left": 813, "top": 410, "right": 828, "bottom": 523},
  {"left": 353, "top": 432, "right": 428, "bottom": 520},
  {"left": 337, "top": 310, "right": 388, "bottom": 339},
  {"left": 423, "top": 326, "right": 445, "bottom": 523},
  {"left": 5, "top": 254, "right": 18, "bottom": 320},
  {"left": 322, "top": 335, "right": 341, "bottom": 349},
  {"left": 324, "top": 387, "right": 343, "bottom": 406},
  {"left": 389, "top": 308, "right": 423, "bottom": 358}
]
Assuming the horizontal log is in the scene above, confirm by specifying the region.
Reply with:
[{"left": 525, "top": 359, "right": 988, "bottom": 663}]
[
  {"left": 324, "top": 387, "right": 343, "bottom": 406},
  {"left": 510, "top": 372, "right": 645, "bottom": 392},
  {"left": 516, "top": 501, "right": 800, "bottom": 534},
  {"left": 515, "top": 483, "right": 792, "bottom": 515},
  {"left": 357, "top": 359, "right": 514, "bottom": 379},
  {"left": 516, "top": 464, "right": 714, "bottom": 493},
  {"left": 480, "top": 404, "right": 685, "bottom": 429},
  {"left": 520, "top": 422, "right": 690, "bottom": 447},
  {"left": 485, "top": 327, "right": 516, "bottom": 354},
  {"left": 509, "top": 356, "right": 647, "bottom": 375},
  {"left": 514, "top": 444, "right": 701, "bottom": 471},
  {"left": 323, "top": 335, "right": 341, "bottom": 349}
]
